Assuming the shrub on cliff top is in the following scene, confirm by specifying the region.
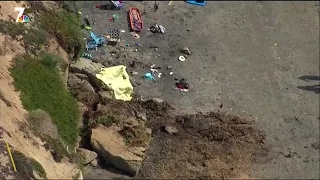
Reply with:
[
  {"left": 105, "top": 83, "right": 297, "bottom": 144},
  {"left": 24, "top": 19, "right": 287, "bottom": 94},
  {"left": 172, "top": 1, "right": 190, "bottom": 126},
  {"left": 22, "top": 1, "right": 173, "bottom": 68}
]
[{"left": 37, "top": 9, "right": 84, "bottom": 59}]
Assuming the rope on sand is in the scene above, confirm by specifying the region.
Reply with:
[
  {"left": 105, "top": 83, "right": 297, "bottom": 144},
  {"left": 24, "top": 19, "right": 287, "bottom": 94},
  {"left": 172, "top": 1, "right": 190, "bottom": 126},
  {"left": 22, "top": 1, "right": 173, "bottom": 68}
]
[{"left": 5, "top": 141, "right": 17, "bottom": 172}]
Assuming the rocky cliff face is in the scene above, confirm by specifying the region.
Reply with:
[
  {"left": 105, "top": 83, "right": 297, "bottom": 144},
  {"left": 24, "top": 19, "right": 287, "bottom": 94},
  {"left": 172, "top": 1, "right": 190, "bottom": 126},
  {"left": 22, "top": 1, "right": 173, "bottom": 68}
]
[
  {"left": 67, "top": 56, "right": 267, "bottom": 179},
  {"left": 68, "top": 58, "right": 152, "bottom": 177}
]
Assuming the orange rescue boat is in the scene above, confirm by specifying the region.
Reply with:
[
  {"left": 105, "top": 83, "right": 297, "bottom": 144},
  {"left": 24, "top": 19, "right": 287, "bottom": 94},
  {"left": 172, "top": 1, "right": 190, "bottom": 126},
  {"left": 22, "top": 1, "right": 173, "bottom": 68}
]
[{"left": 128, "top": 7, "right": 143, "bottom": 32}]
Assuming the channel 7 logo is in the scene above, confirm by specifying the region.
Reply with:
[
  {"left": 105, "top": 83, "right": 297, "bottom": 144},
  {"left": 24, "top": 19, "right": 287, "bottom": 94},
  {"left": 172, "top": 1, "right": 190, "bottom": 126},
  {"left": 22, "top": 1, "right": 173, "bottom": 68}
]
[{"left": 14, "top": 7, "right": 31, "bottom": 23}]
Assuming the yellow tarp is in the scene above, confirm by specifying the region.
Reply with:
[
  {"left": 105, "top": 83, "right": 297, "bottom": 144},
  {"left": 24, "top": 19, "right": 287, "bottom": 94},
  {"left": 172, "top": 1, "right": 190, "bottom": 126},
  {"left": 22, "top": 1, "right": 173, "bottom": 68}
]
[{"left": 96, "top": 65, "right": 133, "bottom": 101}]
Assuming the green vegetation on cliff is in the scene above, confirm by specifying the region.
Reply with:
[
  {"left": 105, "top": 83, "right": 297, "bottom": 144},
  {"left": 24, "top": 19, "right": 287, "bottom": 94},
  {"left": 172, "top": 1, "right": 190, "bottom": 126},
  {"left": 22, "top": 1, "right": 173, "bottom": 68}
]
[
  {"left": 2, "top": 2, "right": 85, "bottom": 150},
  {"left": 38, "top": 9, "right": 84, "bottom": 59},
  {"left": 10, "top": 53, "right": 80, "bottom": 148}
]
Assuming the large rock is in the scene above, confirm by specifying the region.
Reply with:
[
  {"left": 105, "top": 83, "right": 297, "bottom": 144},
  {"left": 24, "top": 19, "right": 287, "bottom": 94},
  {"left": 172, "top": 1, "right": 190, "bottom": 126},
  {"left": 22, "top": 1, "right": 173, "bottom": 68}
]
[
  {"left": 68, "top": 73, "right": 95, "bottom": 95},
  {"left": 152, "top": 98, "right": 164, "bottom": 103},
  {"left": 164, "top": 125, "right": 178, "bottom": 134},
  {"left": 70, "top": 58, "right": 105, "bottom": 89},
  {"left": 90, "top": 126, "right": 146, "bottom": 176},
  {"left": 82, "top": 166, "right": 130, "bottom": 179},
  {"left": 90, "top": 159, "right": 98, "bottom": 167},
  {"left": 77, "top": 148, "right": 98, "bottom": 165}
]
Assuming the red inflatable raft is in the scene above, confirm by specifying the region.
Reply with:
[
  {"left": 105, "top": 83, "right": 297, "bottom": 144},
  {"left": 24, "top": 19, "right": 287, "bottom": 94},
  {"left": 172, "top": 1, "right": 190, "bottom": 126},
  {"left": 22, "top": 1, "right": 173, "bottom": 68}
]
[{"left": 129, "top": 7, "right": 143, "bottom": 32}]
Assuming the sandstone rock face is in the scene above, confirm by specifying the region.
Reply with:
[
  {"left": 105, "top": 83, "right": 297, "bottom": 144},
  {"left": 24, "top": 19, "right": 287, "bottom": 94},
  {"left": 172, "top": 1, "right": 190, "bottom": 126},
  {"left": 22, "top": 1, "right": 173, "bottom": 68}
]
[
  {"left": 90, "top": 159, "right": 98, "bottom": 167},
  {"left": 77, "top": 148, "right": 98, "bottom": 165},
  {"left": 70, "top": 58, "right": 105, "bottom": 89},
  {"left": 90, "top": 126, "right": 146, "bottom": 176},
  {"left": 68, "top": 73, "right": 95, "bottom": 96}
]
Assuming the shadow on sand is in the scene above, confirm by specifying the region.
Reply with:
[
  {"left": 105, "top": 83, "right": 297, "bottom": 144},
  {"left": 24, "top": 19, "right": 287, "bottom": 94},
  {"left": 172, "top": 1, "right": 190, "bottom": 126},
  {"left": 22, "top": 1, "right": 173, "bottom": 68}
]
[
  {"left": 297, "top": 75, "right": 320, "bottom": 94},
  {"left": 98, "top": 4, "right": 115, "bottom": 10},
  {"left": 298, "top": 75, "right": 320, "bottom": 82}
]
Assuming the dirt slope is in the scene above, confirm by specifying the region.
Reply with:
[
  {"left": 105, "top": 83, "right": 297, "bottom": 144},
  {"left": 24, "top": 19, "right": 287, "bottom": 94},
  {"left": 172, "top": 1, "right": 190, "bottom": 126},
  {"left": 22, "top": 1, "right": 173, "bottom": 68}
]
[
  {"left": 0, "top": 33, "right": 76, "bottom": 180},
  {"left": 136, "top": 101, "right": 267, "bottom": 179},
  {"left": 0, "top": 1, "right": 77, "bottom": 179}
]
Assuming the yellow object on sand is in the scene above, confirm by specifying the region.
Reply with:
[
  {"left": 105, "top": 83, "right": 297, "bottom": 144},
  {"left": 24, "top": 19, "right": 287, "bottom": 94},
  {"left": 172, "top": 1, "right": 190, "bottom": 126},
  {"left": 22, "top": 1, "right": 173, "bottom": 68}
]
[
  {"left": 85, "top": 26, "right": 92, "bottom": 30},
  {"left": 6, "top": 142, "right": 16, "bottom": 172},
  {"left": 96, "top": 65, "right": 133, "bottom": 101}
]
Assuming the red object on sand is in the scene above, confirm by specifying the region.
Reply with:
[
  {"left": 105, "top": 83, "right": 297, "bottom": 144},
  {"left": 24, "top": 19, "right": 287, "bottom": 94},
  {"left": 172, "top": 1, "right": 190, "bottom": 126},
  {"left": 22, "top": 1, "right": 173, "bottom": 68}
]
[
  {"left": 176, "top": 80, "right": 189, "bottom": 90},
  {"left": 95, "top": 4, "right": 100, "bottom": 8},
  {"left": 176, "top": 84, "right": 184, "bottom": 89},
  {"left": 129, "top": 7, "right": 144, "bottom": 32}
]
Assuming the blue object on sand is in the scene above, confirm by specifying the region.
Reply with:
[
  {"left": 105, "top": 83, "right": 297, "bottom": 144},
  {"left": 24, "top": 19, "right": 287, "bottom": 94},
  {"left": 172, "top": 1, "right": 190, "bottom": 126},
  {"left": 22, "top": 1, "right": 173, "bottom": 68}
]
[
  {"left": 186, "top": 0, "right": 206, "bottom": 6},
  {"left": 90, "top": 31, "right": 105, "bottom": 45},
  {"left": 144, "top": 73, "right": 155, "bottom": 80}
]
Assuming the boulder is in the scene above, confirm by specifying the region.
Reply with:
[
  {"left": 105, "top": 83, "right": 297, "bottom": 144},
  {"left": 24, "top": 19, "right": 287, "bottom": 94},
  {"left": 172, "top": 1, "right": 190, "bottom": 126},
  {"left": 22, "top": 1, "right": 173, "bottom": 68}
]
[
  {"left": 70, "top": 58, "right": 105, "bottom": 89},
  {"left": 127, "top": 147, "right": 146, "bottom": 157},
  {"left": 68, "top": 73, "right": 95, "bottom": 95},
  {"left": 152, "top": 98, "right": 164, "bottom": 103},
  {"left": 76, "top": 92, "right": 100, "bottom": 107},
  {"left": 181, "top": 47, "right": 191, "bottom": 55},
  {"left": 90, "top": 159, "right": 98, "bottom": 167},
  {"left": 77, "top": 148, "right": 98, "bottom": 165},
  {"left": 164, "top": 125, "right": 178, "bottom": 134},
  {"left": 90, "top": 126, "right": 146, "bottom": 176},
  {"left": 82, "top": 166, "right": 130, "bottom": 179}
]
